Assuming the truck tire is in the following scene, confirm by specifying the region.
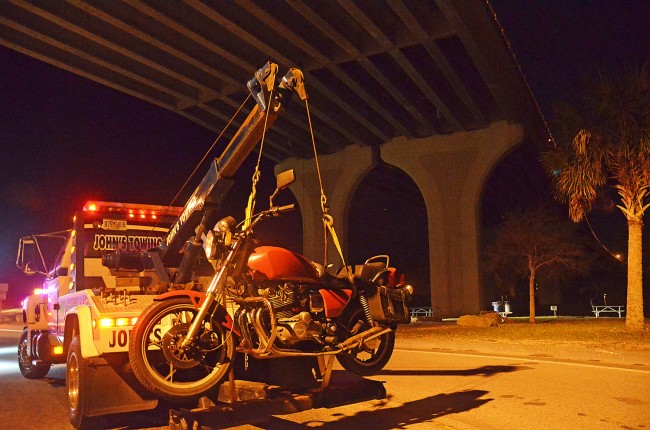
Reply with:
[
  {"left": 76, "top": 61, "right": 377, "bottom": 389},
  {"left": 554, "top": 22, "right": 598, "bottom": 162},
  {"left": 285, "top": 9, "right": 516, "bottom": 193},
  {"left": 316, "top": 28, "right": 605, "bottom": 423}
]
[
  {"left": 17, "top": 329, "right": 51, "bottom": 379},
  {"left": 67, "top": 336, "right": 100, "bottom": 429}
]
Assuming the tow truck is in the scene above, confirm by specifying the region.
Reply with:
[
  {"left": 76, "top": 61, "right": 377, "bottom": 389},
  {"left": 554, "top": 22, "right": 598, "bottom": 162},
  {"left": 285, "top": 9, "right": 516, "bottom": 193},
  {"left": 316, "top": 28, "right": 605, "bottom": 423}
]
[
  {"left": 17, "top": 62, "right": 386, "bottom": 429},
  {"left": 17, "top": 201, "right": 182, "bottom": 424}
]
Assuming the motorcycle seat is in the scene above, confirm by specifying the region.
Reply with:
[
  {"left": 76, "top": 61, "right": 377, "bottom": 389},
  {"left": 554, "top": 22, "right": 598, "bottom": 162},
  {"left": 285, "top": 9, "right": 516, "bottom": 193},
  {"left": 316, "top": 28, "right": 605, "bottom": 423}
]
[
  {"left": 336, "top": 262, "right": 386, "bottom": 283},
  {"left": 311, "top": 261, "right": 387, "bottom": 295}
]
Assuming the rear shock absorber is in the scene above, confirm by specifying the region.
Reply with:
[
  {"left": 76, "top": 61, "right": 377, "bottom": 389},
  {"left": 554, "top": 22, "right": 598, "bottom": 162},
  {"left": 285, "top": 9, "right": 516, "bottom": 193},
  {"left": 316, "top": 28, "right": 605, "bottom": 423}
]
[{"left": 358, "top": 293, "right": 374, "bottom": 325}]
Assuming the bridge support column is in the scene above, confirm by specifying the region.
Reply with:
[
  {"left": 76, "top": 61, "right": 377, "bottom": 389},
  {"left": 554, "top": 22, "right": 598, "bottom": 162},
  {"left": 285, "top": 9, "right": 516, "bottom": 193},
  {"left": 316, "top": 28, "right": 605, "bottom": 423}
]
[
  {"left": 381, "top": 121, "right": 524, "bottom": 316},
  {"left": 276, "top": 144, "right": 378, "bottom": 266}
]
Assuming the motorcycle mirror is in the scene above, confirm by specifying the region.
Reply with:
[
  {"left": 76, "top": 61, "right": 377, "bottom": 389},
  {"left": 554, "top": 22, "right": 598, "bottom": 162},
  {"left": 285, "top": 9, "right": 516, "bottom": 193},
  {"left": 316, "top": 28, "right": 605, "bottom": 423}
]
[
  {"left": 276, "top": 169, "right": 295, "bottom": 190},
  {"left": 270, "top": 169, "right": 295, "bottom": 207}
]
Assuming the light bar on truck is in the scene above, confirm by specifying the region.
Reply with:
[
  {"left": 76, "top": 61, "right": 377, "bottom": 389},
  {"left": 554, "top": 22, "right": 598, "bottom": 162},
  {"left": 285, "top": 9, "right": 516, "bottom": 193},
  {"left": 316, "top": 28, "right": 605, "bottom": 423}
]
[{"left": 82, "top": 201, "right": 183, "bottom": 219}]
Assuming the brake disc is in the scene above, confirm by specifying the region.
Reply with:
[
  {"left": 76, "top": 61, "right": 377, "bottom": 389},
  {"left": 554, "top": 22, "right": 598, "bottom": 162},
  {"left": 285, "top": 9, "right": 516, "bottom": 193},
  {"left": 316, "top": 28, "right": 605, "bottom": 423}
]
[{"left": 161, "top": 323, "right": 201, "bottom": 369}]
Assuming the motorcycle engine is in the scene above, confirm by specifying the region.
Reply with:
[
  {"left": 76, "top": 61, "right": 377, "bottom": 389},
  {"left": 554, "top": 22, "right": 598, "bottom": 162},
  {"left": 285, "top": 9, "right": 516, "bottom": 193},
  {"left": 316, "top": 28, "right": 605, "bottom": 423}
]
[
  {"left": 276, "top": 312, "right": 323, "bottom": 345},
  {"left": 258, "top": 282, "right": 323, "bottom": 345},
  {"left": 259, "top": 282, "right": 296, "bottom": 318}
]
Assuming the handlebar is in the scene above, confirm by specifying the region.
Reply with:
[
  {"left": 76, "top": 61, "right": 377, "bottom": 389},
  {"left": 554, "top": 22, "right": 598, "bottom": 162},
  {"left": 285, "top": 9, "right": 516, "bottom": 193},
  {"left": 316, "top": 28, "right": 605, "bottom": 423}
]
[
  {"left": 273, "top": 203, "right": 295, "bottom": 214},
  {"left": 240, "top": 204, "right": 296, "bottom": 232}
]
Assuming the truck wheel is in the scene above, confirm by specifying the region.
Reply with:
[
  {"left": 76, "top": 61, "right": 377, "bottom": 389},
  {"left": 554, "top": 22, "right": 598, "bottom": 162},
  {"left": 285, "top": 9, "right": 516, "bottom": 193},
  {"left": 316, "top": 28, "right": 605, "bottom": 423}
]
[
  {"left": 17, "top": 329, "right": 50, "bottom": 379},
  {"left": 67, "top": 336, "right": 99, "bottom": 429}
]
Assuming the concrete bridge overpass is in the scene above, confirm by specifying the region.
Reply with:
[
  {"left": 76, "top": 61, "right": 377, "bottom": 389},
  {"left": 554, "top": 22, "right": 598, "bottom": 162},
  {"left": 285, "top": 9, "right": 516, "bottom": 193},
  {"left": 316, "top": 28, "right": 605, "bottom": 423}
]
[{"left": 0, "top": 0, "right": 551, "bottom": 316}]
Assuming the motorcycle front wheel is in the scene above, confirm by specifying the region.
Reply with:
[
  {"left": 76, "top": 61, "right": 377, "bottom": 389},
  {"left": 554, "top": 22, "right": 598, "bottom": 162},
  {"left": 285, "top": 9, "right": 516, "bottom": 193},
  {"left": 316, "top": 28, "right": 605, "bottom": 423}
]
[
  {"left": 336, "top": 307, "right": 395, "bottom": 376},
  {"left": 128, "top": 297, "right": 235, "bottom": 402}
]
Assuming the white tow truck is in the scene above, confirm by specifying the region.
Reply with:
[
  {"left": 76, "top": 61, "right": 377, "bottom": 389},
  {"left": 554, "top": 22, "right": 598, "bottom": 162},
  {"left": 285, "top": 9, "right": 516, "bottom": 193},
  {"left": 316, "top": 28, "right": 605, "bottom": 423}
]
[{"left": 17, "top": 200, "right": 182, "bottom": 426}]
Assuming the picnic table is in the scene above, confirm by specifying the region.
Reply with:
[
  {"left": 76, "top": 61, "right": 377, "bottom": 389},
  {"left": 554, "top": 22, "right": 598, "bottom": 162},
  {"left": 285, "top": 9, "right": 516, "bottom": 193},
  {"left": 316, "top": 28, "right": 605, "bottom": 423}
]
[{"left": 591, "top": 301, "right": 625, "bottom": 318}]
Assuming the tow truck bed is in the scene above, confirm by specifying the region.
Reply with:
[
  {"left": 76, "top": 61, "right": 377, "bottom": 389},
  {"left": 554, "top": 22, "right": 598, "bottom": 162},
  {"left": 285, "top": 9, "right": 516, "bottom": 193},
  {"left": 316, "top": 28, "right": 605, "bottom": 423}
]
[{"left": 169, "top": 376, "right": 386, "bottom": 429}]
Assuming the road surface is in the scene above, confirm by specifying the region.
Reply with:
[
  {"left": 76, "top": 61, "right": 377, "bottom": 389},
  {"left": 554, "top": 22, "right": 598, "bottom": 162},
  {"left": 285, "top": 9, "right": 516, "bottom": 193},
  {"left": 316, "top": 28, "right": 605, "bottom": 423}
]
[{"left": 1, "top": 325, "right": 648, "bottom": 430}]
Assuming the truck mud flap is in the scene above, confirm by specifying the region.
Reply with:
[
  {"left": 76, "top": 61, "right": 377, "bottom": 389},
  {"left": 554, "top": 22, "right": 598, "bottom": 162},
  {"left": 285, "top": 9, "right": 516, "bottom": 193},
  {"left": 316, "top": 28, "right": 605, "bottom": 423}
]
[
  {"left": 84, "top": 355, "right": 158, "bottom": 417},
  {"left": 168, "top": 377, "right": 386, "bottom": 430}
]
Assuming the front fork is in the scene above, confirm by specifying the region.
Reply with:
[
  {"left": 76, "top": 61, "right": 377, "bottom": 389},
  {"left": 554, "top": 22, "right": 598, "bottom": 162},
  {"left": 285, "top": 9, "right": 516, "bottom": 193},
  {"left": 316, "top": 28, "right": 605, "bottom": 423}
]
[{"left": 179, "top": 240, "right": 242, "bottom": 349}]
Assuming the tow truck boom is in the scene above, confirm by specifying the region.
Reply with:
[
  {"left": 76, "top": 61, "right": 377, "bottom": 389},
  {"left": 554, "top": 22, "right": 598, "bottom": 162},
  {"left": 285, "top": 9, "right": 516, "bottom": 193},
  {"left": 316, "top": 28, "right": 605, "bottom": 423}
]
[{"left": 157, "top": 62, "right": 306, "bottom": 278}]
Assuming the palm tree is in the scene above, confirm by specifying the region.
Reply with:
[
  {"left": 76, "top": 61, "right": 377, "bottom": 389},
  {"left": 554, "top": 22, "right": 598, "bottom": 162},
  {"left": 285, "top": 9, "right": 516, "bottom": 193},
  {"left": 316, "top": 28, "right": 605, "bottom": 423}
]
[{"left": 542, "top": 64, "right": 650, "bottom": 331}]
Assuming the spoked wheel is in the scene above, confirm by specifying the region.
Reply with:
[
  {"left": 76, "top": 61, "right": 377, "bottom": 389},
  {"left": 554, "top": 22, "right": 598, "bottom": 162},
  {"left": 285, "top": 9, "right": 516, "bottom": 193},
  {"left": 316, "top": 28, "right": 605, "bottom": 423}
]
[
  {"left": 17, "top": 329, "right": 50, "bottom": 379},
  {"left": 336, "top": 307, "right": 395, "bottom": 376},
  {"left": 128, "top": 297, "right": 235, "bottom": 402}
]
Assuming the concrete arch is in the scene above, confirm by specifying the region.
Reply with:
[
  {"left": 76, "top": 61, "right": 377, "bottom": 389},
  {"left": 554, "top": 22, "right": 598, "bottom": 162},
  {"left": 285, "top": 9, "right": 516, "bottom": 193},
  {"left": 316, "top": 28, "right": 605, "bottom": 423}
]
[
  {"left": 347, "top": 162, "right": 430, "bottom": 307},
  {"left": 275, "top": 144, "right": 378, "bottom": 265},
  {"left": 381, "top": 121, "right": 524, "bottom": 316},
  {"left": 277, "top": 121, "right": 524, "bottom": 316}
]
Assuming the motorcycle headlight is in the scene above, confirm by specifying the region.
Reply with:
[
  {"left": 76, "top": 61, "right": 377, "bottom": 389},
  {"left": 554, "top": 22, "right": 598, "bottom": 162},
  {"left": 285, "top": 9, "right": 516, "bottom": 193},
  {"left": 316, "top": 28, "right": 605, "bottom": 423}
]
[
  {"left": 215, "top": 217, "right": 233, "bottom": 234},
  {"left": 216, "top": 216, "right": 236, "bottom": 242}
]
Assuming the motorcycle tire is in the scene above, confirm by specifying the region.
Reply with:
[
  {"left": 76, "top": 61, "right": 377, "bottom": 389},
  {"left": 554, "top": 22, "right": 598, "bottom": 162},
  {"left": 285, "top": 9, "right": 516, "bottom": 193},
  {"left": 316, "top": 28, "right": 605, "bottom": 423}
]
[
  {"left": 128, "top": 297, "right": 235, "bottom": 402},
  {"left": 336, "top": 307, "right": 395, "bottom": 376}
]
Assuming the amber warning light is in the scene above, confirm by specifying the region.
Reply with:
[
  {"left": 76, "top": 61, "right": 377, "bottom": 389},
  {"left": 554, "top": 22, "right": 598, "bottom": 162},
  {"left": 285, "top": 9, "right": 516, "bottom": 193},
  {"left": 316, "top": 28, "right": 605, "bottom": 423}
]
[{"left": 82, "top": 201, "right": 183, "bottom": 219}]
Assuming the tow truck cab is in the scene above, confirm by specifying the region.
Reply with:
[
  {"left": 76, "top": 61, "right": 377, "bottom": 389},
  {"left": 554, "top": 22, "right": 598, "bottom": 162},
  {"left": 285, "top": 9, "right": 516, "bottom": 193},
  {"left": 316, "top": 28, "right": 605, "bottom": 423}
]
[{"left": 18, "top": 200, "right": 182, "bottom": 365}]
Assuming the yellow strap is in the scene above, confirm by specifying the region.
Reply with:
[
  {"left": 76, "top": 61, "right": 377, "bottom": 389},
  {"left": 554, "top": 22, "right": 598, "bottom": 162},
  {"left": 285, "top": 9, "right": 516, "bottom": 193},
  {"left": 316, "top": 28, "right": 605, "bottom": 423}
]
[
  {"left": 243, "top": 170, "right": 260, "bottom": 229},
  {"left": 244, "top": 86, "right": 273, "bottom": 230},
  {"left": 303, "top": 90, "right": 351, "bottom": 282},
  {"left": 323, "top": 214, "right": 354, "bottom": 283}
]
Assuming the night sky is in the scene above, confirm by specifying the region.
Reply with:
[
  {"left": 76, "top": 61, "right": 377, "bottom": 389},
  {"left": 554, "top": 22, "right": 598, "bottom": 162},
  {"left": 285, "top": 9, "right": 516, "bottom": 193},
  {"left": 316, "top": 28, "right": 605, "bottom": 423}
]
[{"left": 1, "top": 1, "right": 649, "bottom": 307}]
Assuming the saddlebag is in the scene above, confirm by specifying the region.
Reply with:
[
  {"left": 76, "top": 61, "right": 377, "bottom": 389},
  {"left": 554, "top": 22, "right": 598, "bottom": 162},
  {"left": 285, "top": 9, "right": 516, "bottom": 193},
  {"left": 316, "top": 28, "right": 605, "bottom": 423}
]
[{"left": 366, "top": 285, "right": 411, "bottom": 324}]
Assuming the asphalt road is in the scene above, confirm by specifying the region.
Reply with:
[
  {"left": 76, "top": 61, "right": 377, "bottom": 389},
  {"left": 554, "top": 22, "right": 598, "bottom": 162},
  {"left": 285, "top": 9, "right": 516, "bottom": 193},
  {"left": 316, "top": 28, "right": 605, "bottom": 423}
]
[{"left": 1, "top": 325, "right": 648, "bottom": 430}]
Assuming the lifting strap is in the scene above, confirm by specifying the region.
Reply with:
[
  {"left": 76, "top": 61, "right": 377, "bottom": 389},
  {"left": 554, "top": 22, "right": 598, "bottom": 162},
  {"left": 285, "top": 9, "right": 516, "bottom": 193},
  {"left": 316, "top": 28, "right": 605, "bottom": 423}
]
[
  {"left": 304, "top": 98, "right": 354, "bottom": 283},
  {"left": 243, "top": 71, "right": 277, "bottom": 230},
  {"left": 243, "top": 66, "right": 353, "bottom": 283}
]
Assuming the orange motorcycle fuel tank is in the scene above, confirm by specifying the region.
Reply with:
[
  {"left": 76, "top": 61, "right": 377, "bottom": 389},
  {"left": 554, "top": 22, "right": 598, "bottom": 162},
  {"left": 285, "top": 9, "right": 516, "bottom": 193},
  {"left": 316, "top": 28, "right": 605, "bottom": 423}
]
[
  {"left": 247, "top": 246, "right": 321, "bottom": 283},
  {"left": 247, "top": 246, "right": 352, "bottom": 318}
]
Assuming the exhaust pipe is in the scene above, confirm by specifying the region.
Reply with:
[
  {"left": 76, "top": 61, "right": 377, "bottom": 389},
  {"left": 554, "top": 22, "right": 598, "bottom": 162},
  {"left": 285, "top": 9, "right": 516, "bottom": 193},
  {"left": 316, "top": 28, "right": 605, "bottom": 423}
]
[{"left": 336, "top": 326, "right": 392, "bottom": 351}]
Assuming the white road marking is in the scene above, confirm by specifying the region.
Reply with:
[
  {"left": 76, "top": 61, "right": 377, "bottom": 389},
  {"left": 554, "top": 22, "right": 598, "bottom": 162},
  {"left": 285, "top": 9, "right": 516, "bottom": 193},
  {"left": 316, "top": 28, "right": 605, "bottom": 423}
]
[{"left": 395, "top": 347, "right": 650, "bottom": 374}]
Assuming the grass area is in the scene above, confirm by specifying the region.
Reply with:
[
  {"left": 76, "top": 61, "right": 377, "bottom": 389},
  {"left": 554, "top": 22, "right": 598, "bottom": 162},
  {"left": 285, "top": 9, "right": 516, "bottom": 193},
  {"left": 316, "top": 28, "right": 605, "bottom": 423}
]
[{"left": 399, "top": 317, "right": 650, "bottom": 352}]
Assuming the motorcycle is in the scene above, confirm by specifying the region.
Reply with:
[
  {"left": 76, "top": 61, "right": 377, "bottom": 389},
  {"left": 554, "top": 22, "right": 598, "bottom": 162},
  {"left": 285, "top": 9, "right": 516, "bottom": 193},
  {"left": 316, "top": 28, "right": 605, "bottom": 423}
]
[{"left": 127, "top": 170, "right": 413, "bottom": 401}]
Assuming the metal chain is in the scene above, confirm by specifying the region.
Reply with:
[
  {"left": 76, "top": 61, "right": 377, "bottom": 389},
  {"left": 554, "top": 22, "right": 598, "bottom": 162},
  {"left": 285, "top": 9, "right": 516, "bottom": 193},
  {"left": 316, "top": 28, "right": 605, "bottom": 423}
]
[{"left": 244, "top": 89, "right": 274, "bottom": 229}]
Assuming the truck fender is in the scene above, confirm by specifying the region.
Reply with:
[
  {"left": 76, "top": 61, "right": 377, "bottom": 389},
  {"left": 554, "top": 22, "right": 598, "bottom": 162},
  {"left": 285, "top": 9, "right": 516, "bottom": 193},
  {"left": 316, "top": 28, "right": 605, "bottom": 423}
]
[
  {"left": 154, "top": 290, "right": 239, "bottom": 336},
  {"left": 24, "top": 293, "right": 49, "bottom": 331},
  {"left": 64, "top": 306, "right": 100, "bottom": 359}
]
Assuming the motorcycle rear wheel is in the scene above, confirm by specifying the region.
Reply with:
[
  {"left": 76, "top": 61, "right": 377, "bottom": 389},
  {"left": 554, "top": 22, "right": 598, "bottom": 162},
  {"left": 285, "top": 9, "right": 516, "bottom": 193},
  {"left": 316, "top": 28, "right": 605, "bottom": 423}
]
[
  {"left": 336, "top": 307, "right": 395, "bottom": 376},
  {"left": 129, "top": 297, "right": 235, "bottom": 402}
]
